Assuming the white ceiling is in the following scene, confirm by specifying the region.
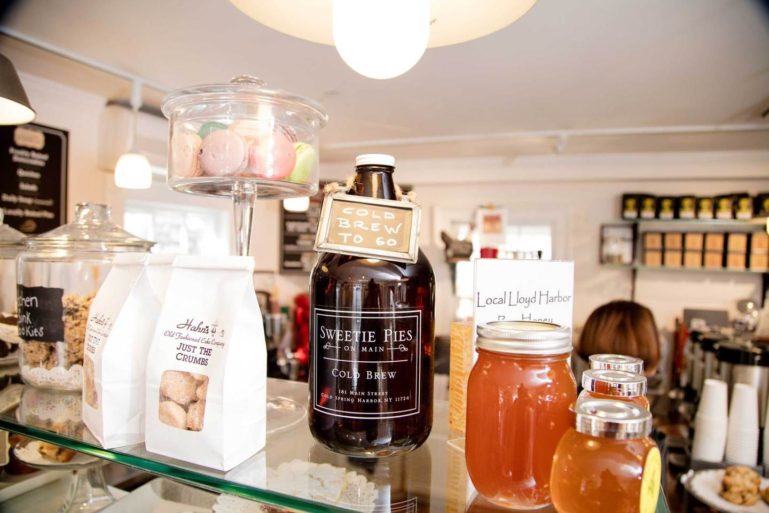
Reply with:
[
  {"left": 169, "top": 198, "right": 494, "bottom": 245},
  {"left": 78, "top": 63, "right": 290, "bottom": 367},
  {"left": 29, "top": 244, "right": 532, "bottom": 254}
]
[{"left": 2, "top": 0, "right": 769, "bottom": 160}]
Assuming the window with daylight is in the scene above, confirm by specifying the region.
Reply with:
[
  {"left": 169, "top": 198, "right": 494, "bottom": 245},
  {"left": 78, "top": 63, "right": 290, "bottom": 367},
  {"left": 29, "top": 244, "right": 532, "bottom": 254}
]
[{"left": 123, "top": 200, "right": 229, "bottom": 256}]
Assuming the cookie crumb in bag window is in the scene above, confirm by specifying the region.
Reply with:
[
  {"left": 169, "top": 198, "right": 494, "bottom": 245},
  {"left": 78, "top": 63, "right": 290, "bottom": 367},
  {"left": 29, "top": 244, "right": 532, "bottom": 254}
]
[
  {"left": 145, "top": 256, "right": 266, "bottom": 471},
  {"left": 158, "top": 371, "right": 208, "bottom": 432}
]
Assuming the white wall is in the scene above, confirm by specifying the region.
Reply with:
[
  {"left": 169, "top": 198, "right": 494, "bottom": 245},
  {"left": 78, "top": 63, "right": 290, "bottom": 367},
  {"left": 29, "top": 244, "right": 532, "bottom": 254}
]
[
  {"left": 15, "top": 69, "right": 769, "bottom": 336},
  {"left": 321, "top": 152, "right": 769, "bottom": 334},
  {"left": 19, "top": 72, "right": 110, "bottom": 219}
]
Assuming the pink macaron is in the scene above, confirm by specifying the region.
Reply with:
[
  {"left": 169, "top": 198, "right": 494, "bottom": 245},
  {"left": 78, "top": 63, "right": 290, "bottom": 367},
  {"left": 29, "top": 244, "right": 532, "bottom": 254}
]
[
  {"left": 199, "top": 129, "right": 247, "bottom": 177},
  {"left": 245, "top": 130, "right": 296, "bottom": 179},
  {"left": 171, "top": 132, "right": 203, "bottom": 178}
]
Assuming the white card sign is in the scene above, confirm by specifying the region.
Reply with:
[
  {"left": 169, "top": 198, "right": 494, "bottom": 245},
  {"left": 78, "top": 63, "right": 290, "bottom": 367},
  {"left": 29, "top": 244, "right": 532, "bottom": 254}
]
[{"left": 473, "top": 259, "right": 574, "bottom": 332}]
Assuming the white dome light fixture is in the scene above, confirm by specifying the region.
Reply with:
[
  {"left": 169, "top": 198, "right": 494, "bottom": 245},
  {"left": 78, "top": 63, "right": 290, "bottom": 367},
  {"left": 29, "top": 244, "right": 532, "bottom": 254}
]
[
  {"left": 229, "top": 0, "right": 538, "bottom": 79},
  {"left": 283, "top": 196, "right": 310, "bottom": 213},
  {"left": 114, "top": 152, "right": 153, "bottom": 189},
  {"left": 333, "top": 0, "right": 430, "bottom": 80},
  {"left": 115, "top": 80, "right": 152, "bottom": 189}
]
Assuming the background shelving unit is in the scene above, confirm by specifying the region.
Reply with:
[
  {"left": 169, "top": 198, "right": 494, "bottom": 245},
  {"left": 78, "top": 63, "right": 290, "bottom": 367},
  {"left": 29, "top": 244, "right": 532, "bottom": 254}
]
[{"left": 601, "top": 218, "right": 769, "bottom": 304}]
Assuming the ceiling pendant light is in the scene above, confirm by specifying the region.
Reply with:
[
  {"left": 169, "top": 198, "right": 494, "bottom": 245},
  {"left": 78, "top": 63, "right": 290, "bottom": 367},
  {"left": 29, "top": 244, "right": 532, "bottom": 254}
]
[
  {"left": 283, "top": 196, "right": 310, "bottom": 213},
  {"left": 114, "top": 80, "right": 152, "bottom": 189},
  {"left": 332, "top": 0, "right": 430, "bottom": 80},
  {"left": 229, "top": 0, "right": 538, "bottom": 79},
  {"left": 0, "top": 53, "right": 36, "bottom": 125}
]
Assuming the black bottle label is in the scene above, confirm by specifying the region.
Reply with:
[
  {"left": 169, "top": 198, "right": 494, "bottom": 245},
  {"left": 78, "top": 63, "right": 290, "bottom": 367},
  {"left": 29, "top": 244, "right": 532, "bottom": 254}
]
[
  {"left": 17, "top": 285, "right": 64, "bottom": 342},
  {"left": 313, "top": 307, "right": 422, "bottom": 420}
]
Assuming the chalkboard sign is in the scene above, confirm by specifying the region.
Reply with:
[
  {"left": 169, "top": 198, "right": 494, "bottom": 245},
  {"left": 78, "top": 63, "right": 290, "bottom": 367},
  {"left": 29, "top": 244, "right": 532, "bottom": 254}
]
[
  {"left": 0, "top": 123, "right": 68, "bottom": 234},
  {"left": 280, "top": 190, "right": 325, "bottom": 273},
  {"left": 314, "top": 192, "right": 421, "bottom": 264}
]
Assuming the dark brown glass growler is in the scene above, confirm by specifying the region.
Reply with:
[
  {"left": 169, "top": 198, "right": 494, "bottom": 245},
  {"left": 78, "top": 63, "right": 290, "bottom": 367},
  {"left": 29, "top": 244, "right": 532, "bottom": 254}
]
[{"left": 309, "top": 154, "right": 435, "bottom": 456}]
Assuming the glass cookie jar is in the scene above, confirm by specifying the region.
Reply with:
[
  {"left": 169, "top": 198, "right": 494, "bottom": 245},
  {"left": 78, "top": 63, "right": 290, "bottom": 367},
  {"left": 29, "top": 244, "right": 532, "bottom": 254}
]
[
  {"left": 0, "top": 210, "right": 26, "bottom": 356},
  {"left": 161, "top": 75, "right": 328, "bottom": 199},
  {"left": 17, "top": 203, "right": 153, "bottom": 390}
]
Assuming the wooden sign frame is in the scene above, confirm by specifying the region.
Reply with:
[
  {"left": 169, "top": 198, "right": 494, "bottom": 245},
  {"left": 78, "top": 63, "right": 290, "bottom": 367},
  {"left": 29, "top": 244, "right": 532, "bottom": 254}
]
[{"left": 314, "top": 192, "right": 421, "bottom": 263}]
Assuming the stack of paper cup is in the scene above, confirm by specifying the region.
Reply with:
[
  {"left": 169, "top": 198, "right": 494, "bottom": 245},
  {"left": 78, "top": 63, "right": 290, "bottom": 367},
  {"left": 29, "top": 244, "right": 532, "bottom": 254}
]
[
  {"left": 725, "top": 383, "right": 760, "bottom": 466},
  {"left": 691, "top": 379, "right": 728, "bottom": 462}
]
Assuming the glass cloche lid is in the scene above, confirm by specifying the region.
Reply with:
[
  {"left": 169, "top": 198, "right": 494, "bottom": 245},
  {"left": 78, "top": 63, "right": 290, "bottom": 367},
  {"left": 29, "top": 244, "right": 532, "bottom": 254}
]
[
  {"left": 24, "top": 203, "right": 154, "bottom": 252},
  {"left": 0, "top": 209, "right": 26, "bottom": 248},
  {"left": 161, "top": 75, "right": 328, "bottom": 127}
]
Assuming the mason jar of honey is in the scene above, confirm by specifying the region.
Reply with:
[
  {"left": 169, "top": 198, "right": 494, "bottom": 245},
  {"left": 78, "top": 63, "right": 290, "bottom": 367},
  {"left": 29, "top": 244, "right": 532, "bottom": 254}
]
[
  {"left": 465, "top": 321, "right": 577, "bottom": 509},
  {"left": 550, "top": 399, "right": 661, "bottom": 513},
  {"left": 589, "top": 354, "right": 644, "bottom": 374},
  {"left": 578, "top": 369, "right": 649, "bottom": 409}
]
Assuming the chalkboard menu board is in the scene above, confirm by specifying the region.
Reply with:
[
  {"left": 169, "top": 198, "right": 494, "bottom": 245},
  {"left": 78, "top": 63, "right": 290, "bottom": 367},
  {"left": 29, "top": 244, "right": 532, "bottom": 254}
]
[
  {"left": 280, "top": 190, "right": 324, "bottom": 273},
  {"left": 0, "top": 123, "right": 68, "bottom": 234}
]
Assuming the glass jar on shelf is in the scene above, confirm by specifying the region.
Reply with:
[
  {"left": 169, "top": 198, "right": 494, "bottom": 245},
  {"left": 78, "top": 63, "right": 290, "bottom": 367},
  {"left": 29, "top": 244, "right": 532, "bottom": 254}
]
[
  {"left": 465, "top": 320, "right": 577, "bottom": 509},
  {"left": 550, "top": 399, "right": 661, "bottom": 513},
  {"left": 0, "top": 210, "right": 26, "bottom": 360},
  {"left": 16, "top": 203, "right": 153, "bottom": 390},
  {"left": 578, "top": 369, "right": 649, "bottom": 410},
  {"left": 161, "top": 75, "right": 327, "bottom": 201}
]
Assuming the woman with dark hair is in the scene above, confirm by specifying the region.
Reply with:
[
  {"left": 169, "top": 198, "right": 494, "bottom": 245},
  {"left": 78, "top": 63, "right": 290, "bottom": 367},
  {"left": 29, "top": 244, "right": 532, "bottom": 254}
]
[{"left": 576, "top": 300, "right": 661, "bottom": 377}]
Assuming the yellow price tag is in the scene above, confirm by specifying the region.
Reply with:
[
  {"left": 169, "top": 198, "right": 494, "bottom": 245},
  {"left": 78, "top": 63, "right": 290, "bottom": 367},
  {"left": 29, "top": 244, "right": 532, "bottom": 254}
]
[{"left": 640, "top": 446, "right": 661, "bottom": 513}]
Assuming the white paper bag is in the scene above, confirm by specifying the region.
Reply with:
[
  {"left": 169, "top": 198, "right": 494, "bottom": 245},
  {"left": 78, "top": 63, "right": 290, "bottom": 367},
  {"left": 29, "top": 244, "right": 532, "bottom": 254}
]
[
  {"left": 146, "top": 254, "right": 176, "bottom": 303},
  {"left": 83, "top": 252, "right": 163, "bottom": 448},
  {"left": 145, "top": 256, "right": 266, "bottom": 471}
]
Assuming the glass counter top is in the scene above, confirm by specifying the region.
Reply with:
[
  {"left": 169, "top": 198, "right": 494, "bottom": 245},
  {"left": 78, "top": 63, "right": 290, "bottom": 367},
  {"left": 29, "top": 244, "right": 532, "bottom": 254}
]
[{"left": 0, "top": 375, "right": 670, "bottom": 513}]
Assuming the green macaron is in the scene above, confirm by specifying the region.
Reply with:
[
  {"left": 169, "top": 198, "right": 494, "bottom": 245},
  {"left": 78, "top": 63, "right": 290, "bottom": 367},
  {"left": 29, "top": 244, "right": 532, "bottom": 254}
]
[
  {"left": 198, "top": 121, "right": 228, "bottom": 139},
  {"left": 288, "top": 142, "right": 316, "bottom": 183}
]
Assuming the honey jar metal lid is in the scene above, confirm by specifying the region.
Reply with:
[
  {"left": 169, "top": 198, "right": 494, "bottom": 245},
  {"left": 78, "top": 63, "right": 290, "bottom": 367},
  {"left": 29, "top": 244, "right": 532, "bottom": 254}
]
[
  {"left": 476, "top": 320, "right": 571, "bottom": 355},
  {"left": 582, "top": 369, "right": 647, "bottom": 397},
  {"left": 589, "top": 354, "right": 644, "bottom": 374},
  {"left": 576, "top": 399, "right": 652, "bottom": 439}
]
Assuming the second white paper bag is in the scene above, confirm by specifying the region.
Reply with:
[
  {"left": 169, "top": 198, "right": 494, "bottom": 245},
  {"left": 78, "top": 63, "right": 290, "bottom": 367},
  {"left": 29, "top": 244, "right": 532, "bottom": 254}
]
[{"left": 145, "top": 256, "right": 266, "bottom": 471}]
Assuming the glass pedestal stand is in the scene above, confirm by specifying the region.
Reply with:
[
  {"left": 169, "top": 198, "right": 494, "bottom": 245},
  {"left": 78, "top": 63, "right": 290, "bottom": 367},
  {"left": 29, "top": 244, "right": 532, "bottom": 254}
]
[
  {"left": 194, "top": 179, "right": 307, "bottom": 433},
  {"left": 13, "top": 442, "right": 115, "bottom": 513},
  {"left": 59, "top": 464, "right": 115, "bottom": 513}
]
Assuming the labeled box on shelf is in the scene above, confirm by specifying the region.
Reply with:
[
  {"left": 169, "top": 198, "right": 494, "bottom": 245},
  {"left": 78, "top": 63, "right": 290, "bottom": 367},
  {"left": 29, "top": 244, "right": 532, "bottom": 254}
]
[
  {"left": 685, "top": 233, "right": 704, "bottom": 251},
  {"left": 639, "top": 195, "right": 657, "bottom": 219},
  {"left": 677, "top": 196, "right": 696, "bottom": 219},
  {"left": 704, "top": 251, "right": 724, "bottom": 269},
  {"left": 752, "top": 233, "right": 769, "bottom": 252},
  {"left": 684, "top": 250, "right": 702, "bottom": 268},
  {"left": 726, "top": 252, "right": 747, "bottom": 270},
  {"left": 750, "top": 253, "right": 769, "bottom": 272},
  {"left": 697, "top": 197, "right": 715, "bottom": 220},
  {"left": 664, "top": 249, "right": 682, "bottom": 268},
  {"left": 657, "top": 196, "right": 676, "bottom": 220},
  {"left": 715, "top": 195, "right": 735, "bottom": 220},
  {"left": 643, "top": 249, "right": 662, "bottom": 267},
  {"left": 621, "top": 194, "right": 640, "bottom": 220},
  {"left": 734, "top": 193, "right": 753, "bottom": 220},
  {"left": 643, "top": 232, "right": 663, "bottom": 250},
  {"left": 755, "top": 192, "right": 769, "bottom": 218},
  {"left": 704, "top": 233, "right": 725, "bottom": 252},
  {"left": 727, "top": 233, "right": 749, "bottom": 252},
  {"left": 664, "top": 232, "right": 683, "bottom": 250}
]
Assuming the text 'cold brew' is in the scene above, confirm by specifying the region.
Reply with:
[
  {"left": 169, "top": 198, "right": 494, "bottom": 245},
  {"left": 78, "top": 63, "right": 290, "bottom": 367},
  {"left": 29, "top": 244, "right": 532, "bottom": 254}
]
[{"left": 309, "top": 154, "right": 435, "bottom": 456}]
